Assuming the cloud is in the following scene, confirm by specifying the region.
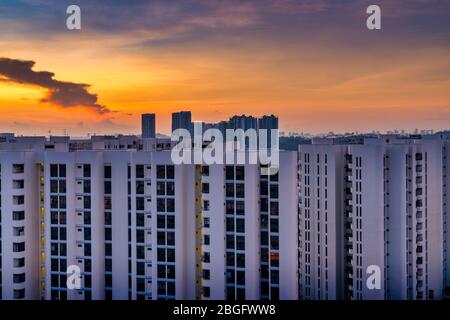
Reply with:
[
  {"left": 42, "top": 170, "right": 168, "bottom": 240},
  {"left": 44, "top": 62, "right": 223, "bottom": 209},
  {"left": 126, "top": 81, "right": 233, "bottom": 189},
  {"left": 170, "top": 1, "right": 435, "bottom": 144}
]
[{"left": 0, "top": 57, "right": 109, "bottom": 114}]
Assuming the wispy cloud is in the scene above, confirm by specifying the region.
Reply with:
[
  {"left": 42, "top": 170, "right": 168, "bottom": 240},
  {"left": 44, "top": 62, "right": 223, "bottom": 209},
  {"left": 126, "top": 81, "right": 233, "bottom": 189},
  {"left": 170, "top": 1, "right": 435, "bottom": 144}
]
[{"left": 0, "top": 57, "right": 109, "bottom": 114}]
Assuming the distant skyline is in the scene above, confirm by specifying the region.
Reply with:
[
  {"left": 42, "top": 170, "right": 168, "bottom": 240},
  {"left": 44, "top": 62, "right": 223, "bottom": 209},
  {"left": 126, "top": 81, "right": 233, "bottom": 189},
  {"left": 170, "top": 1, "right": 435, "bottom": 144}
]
[{"left": 0, "top": 0, "right": 449, "bottom": 136}]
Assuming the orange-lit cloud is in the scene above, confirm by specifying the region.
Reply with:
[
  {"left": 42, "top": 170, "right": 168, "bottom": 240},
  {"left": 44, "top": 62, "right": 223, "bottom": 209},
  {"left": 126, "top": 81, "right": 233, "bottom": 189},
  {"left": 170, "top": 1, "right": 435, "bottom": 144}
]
[{"left": 0, "top": 57, "right": 109, "bottom": 114}]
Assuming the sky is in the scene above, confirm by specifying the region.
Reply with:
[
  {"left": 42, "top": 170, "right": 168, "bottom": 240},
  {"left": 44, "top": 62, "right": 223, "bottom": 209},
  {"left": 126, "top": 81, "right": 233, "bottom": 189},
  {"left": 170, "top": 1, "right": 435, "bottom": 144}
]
[{"left": 0, "top": 0, "right": 449, "bottom": 136}]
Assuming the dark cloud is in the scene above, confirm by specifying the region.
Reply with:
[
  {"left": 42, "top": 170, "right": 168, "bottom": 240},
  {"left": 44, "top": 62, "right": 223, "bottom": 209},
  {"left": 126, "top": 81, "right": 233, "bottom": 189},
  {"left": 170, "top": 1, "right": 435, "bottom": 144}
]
[{"left": 0, "top": 57, "right": 109, "bottom": 114}]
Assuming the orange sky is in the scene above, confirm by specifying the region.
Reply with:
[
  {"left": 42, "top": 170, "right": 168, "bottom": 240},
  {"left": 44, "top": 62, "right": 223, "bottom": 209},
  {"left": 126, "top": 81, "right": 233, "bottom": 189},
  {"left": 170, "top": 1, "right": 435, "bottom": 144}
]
[{"left": 0, "top": 0, "right": 449, "bottom": 135}]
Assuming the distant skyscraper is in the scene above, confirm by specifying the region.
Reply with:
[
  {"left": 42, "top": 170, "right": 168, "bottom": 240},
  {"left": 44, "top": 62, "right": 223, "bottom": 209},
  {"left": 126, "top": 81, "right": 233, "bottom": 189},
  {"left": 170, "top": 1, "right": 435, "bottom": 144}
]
[
  {"left": 258, "top": 115, "right": 278, "bottom": 148},
  {"left": 229, "top": 115, "right": 258, "bottom": 131},
  {"left": 172, "top": 111, "right": 192, "bottom": 133},
  {"left": 141, "top": 114, "right": 156, "bottom": 138},
  {"left": 258, "top": 115, "right": 278, "bottom": 132}
]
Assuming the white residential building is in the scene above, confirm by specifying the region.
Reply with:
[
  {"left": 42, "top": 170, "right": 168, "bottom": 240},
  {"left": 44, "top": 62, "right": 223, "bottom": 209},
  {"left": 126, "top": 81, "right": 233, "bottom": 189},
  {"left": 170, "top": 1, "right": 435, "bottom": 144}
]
[{"left": 298, "top": 137, "right": 447, "bottom": 300}]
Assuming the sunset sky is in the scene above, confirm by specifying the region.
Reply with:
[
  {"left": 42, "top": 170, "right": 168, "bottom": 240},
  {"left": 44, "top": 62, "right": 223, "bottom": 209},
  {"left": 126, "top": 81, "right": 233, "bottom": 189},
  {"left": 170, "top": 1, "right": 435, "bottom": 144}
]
[{"left": 0, "top": 0, "right": 449, "bottom": 136}]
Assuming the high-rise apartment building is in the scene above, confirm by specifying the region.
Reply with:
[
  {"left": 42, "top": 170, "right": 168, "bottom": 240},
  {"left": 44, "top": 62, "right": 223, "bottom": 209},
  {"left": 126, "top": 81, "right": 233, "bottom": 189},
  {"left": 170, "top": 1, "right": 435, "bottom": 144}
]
[
  {"left": 298, "top": 141, "right": 347, "bottom": 300},
  {"left": 0, "top": 152, "right": 39, "bottom": 300},
  {"left": 0, "top": 129, "right": 449, "bottom": 301},
  {"left": 198, "top": 151, "right": 298, "bottom": 300},
  {"left": 172, "top": 111, "right": 192, "bottom": 134},
  {"left": 298, "top": 137, "right": 448, "bottom": 300},
  {"left": 0, "top": 135, "right": 298, "bottom": 300}
]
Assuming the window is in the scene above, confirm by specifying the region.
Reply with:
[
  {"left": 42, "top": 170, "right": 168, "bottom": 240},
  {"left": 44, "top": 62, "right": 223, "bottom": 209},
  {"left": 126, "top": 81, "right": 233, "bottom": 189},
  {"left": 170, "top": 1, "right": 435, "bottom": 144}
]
[
  {"left": 237, "top": 253, "right": 245, "bottom": 268},
  {"left": 13, "top": 226, "right": 25, "bottom": 236},
  {"left": 136, "top": 181, "right": 145, "bottom": 194},
  {"left": 84, "top": 227, "right": 91, "bottom": 241},
  {"left": 84, "top": 196, "right": 91, "bottom": 209},
  {"left": 13, "top": 195, "right": 25, "bottom": 205},
  {"left": 13, "top": 211, "right": 25, "bottom": 221},
  {"left": 235, "top": 166, "right": 245, "bottom": 180},
  {"left": 59, "top": 180, "right": 66, "bottom": 193},
  {"left": 136, "top": 197, "right": 145, "bottom": 211},
  {"left": 136, "top": 262, "right": 145, "bottom": 276},
  {"left": 50, "top": 164, "right": 58, "bottom": 177},
  {"left": 51, "top": 196, "right": 58, "bottom": 209},
  {"left": 167, "top": 232, "right": 175, "bottom": 246},
  {"left": 226, "top": 218, "right": 234, "bottom": 232},
  {"left": 104, "top": 181, "right": 112, "bottom": 194},
  {"left": 236, "top": 201, "right": 245, "bottom": 215},
  {"left": 260, "top": 198, "right": 268, "bottom": 212},
  {"left": 157, "top": 215, "right": 165, "bottom": 228},
  {"left": 105, "top": 212, "right": 112, "bottom": 225},
  {"left": 270, "top": 236, "right": 279, "bottom": 250},
  {"left": 105, "top": 259, "right": 112, "bottom": 272},
  {"left": 270, "top": 185, "right": 279, "bottom": 198},
  {"left": 157, "top": 232, "right": 165, "bottom": 246},
  {"left": 105, "top": 274, "right": 112, "bottom": 287},
  {"left": 270, "top": 219, "right": 279, "bottom": 233},
  {"left": 157, "top": 182, "right": 165, "bottom": 195},
  {"left": 157, "top": 199, "right": 165, "bottom": 212},
  {"left": 136, "top": 165, "right": 145, "bottom": 179},
  {"left": 50, "top": 180, "right": 58, "bottom": 193},
  {"left": 235, "top": 184, "right": 245, "bottom": 198},
  {"left": 104, "top": 165, "right": 112, "bottom": 179},
  {"left": 226, "top": 235, "right": 235, "bottom": 249},
  {"left": 13, "top": 258, "right": 25, "bottom": 268},
  {"left": 260, "top": 181, "right": 268, "bottom": 195},
  {"left": 167, "top": 265, "right": 175, "bottom": 279},
  {"left": 13, "top": 179, "right": 24, "bottom": 189},
  {"left": 237, "top": 271, "right": 245, "bottom": 285},
  {"left": 203, "top": 287, "right": 210, "bottom": 298},
  {"left": 156, "top": 165, "right": 165, "bottom": 179},
  {"left": 226, "top": 253, "right": 235, "bottom": 267},
  {"left": 202, "top": 183, "right": 210, "bottom": 194},
  {"left": 236, "top": 236, "right": 245, "bottom": 250},
  {"left": 83, "top": 164, "right": 91, "bottom": 178},
  {"left": 59, "top": 196, "right": 66, "bottom": 209},
  {"left": 59, "top": 165, "right": 66, "bottom": 178},
  {"left": 167, "top": 216, "right": 175, "bottom": 229},
  {"left": 261, "top": 214, "right": 268, "bottom": 230},
  {"left": 13, "top": 273, "right": 26, "bottom": 284},
  {"left": 226, "top": 184, "right": 234, "bottom": 197},
  {"left": 13, "top": 289, "right": 25, "bottom": 299},
  {"left": 166, "top": 166, "right": 174, "bottom": 179},
  {"left": 226, "top": 166, "right": 234, "bottom": 180},
  {"left": 202, "top": 166, "right": 209, "bottom": 176},
  {"left": 166, "top": 199, "right": 175, "bottom": 212},
  {"left": 270, "top": 202, "right": 279, "bottom": 215},
  {"left": 226, "top": 200, "right": 234, "bottom": 214},
  {"left": 136, "top": 246, "right": 145, "bottom": 260},
  {"left": 84, "top": 243, "right": 91, "bottom": 256},
  {"left": 236, "top": 219, "right": 245, "bottom": 233},
  {"left": 105, "top": 228, "right": 112, "bottom": 241},
  {"left": 83, "top": 180, "right": 91, "bottom": 193},
  {"left": 136, "top": 230, "right": 145, "bottom": 243},
  {"left": 13, "top": 242, "right": 25, "bottom": 252},
  {"left": 12, "top": 164, "right": 24, "bottom": 174},
  {"left": 166, "top": 182, "right": 175, "bottom": 196},
  {"left": 59, "top": 228, "right": 67, "bottom": 241}
]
